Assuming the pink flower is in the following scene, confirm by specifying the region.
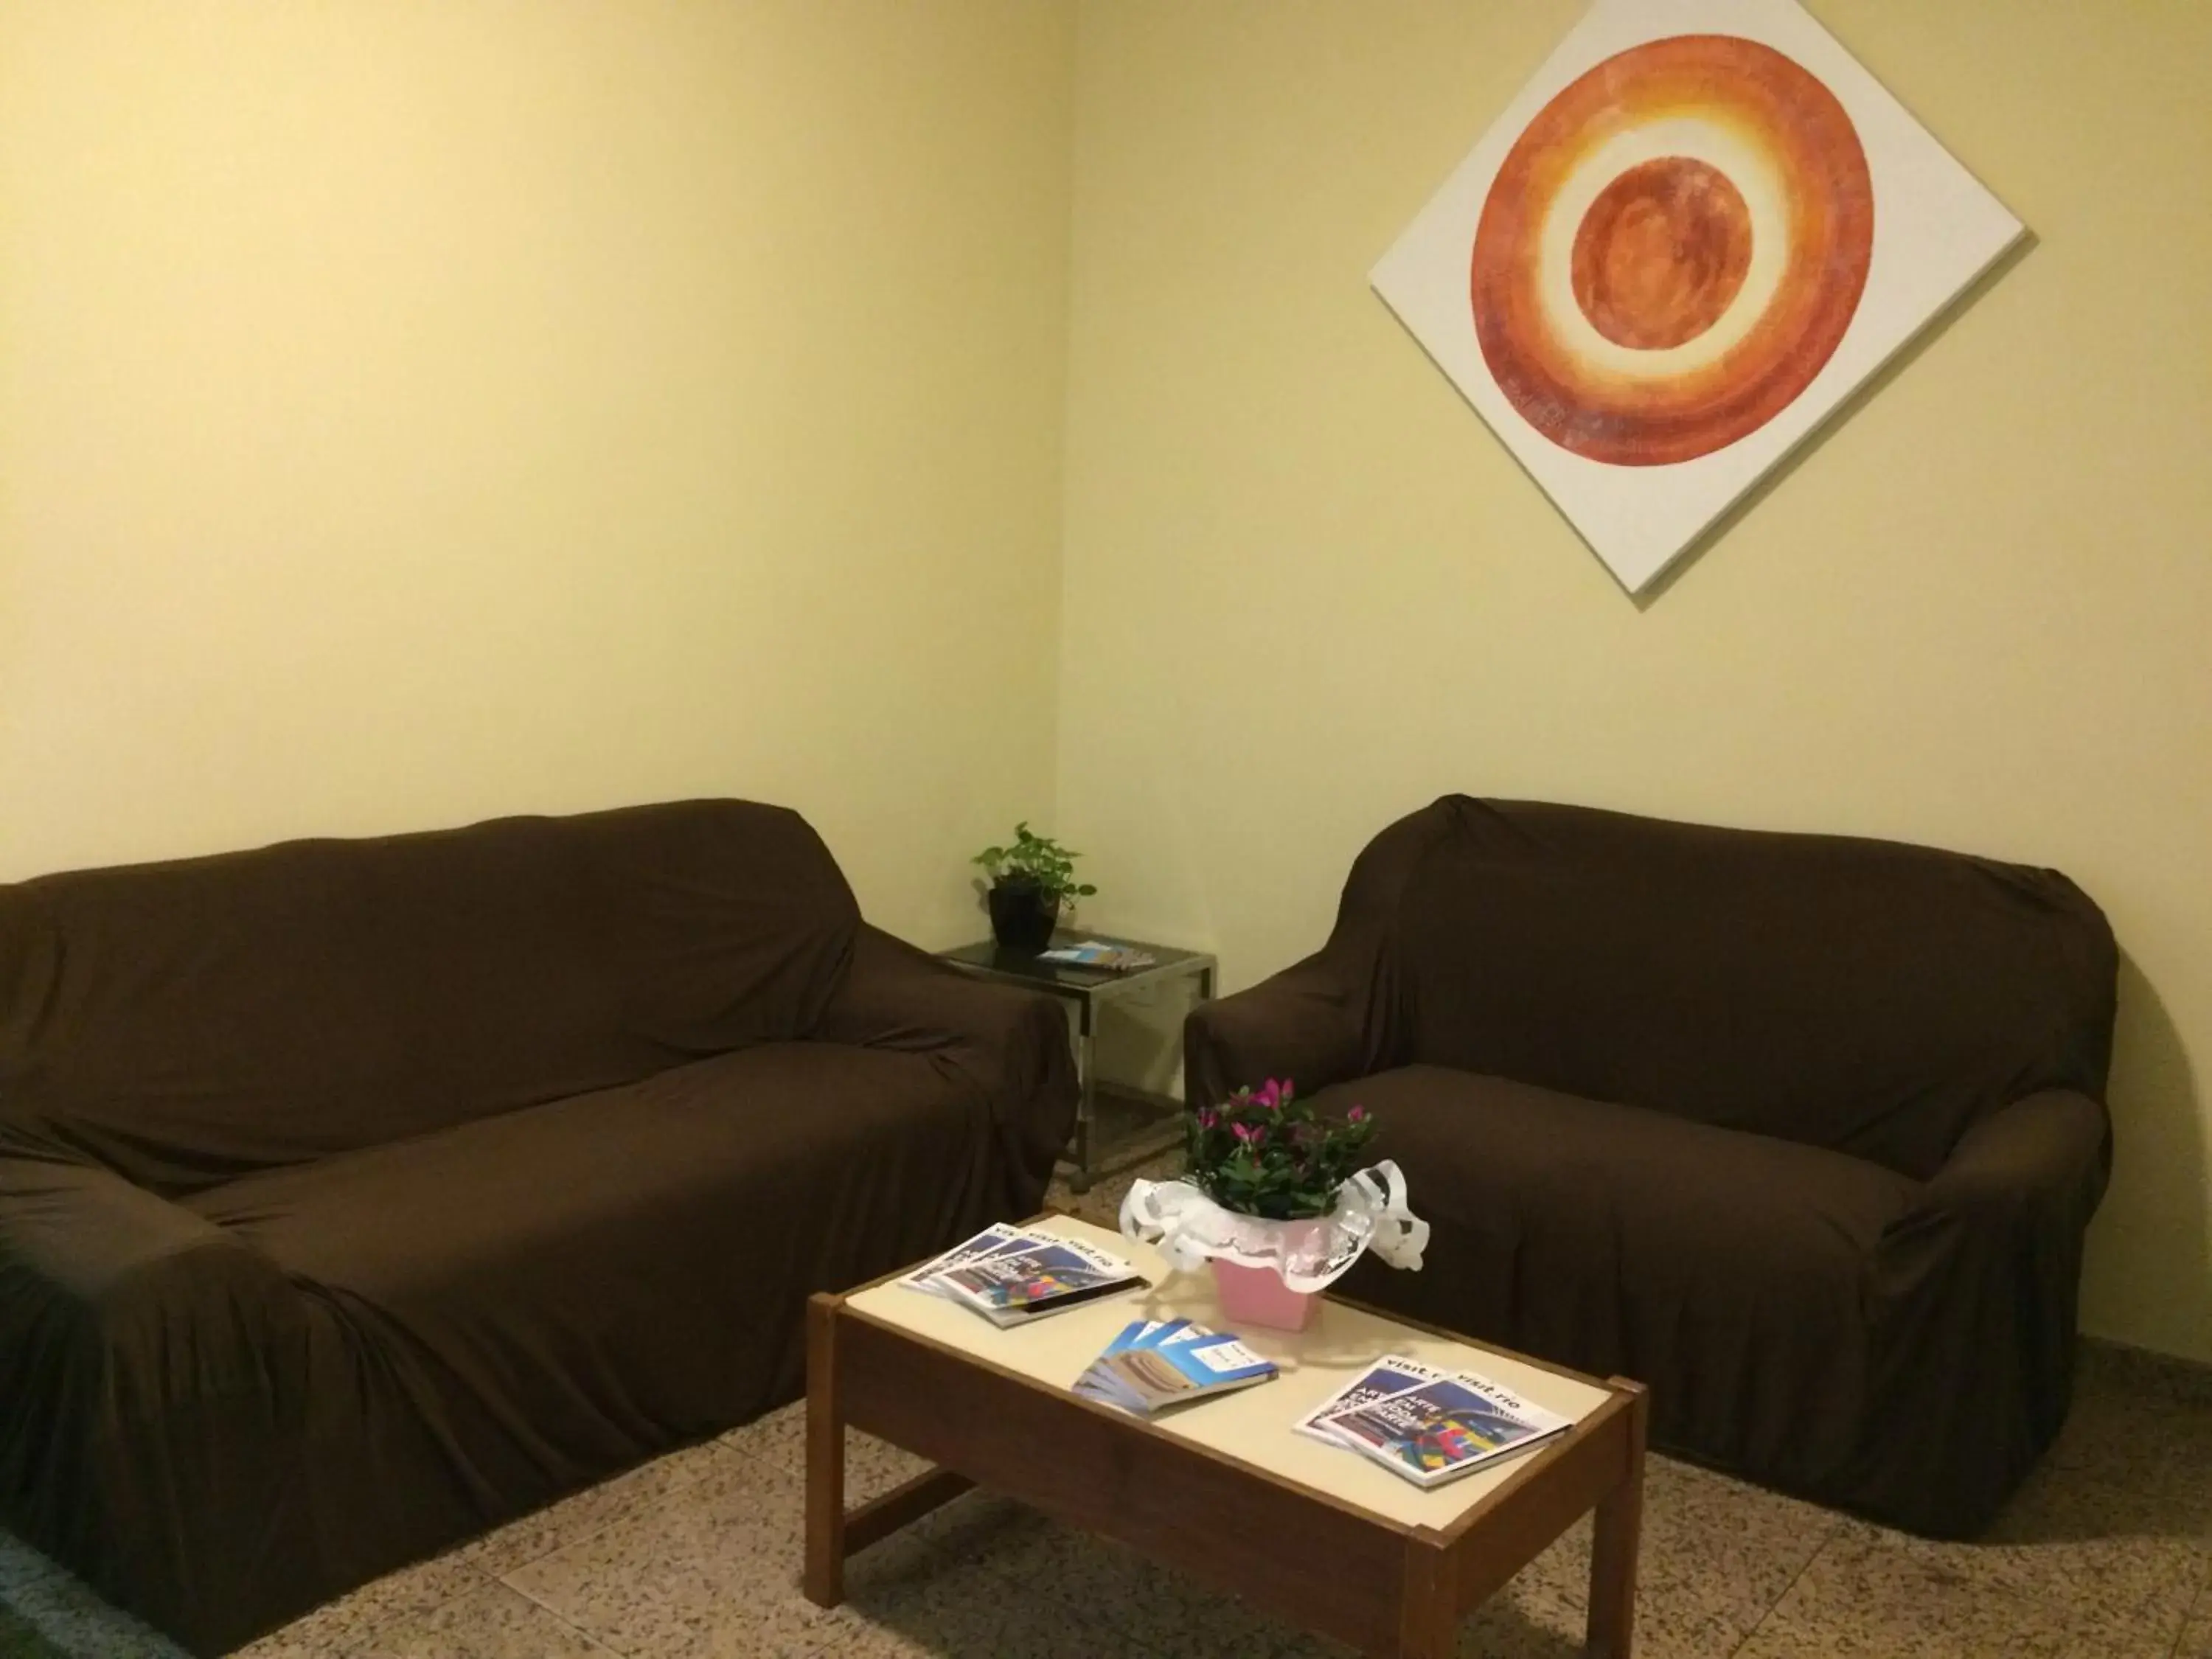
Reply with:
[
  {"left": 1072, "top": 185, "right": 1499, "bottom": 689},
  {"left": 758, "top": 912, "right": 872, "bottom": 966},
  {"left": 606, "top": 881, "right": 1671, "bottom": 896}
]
[
  {"left": 1347, "top": 1105, "right": 1368, "bottom": 1124},
  {"left": 1231, "top": 1121, "right": 1265, "bottom": 1146},
  {"left": 1197, "top": 1108, "right": 1217, "bottom": 1130},
  {"left": 1251, "top": 1079, "right": 1284, "bottom": 1112}
]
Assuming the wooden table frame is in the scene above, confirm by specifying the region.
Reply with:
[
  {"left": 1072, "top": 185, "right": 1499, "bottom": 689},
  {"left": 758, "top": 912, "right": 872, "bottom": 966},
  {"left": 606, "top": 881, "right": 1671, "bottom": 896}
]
[{"left": 802, "top": 1272, "right": 1647, "bottom": 1658}]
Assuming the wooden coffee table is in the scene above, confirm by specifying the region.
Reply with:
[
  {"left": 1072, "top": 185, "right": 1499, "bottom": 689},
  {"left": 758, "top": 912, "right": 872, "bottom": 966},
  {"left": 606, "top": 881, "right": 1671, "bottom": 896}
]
[{"left": 804, "top": 1215, "right": 1647, "bottom": 1658}]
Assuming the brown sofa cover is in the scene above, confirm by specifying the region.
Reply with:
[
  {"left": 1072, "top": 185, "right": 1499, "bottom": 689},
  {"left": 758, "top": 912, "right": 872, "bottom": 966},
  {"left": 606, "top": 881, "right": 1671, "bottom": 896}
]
[
  {"left": 1186, "top": 796, "right": 2116, "bottom": 1537},
  {"left": 0, "top": 799, "right": 1076, "bottom": 1655}
]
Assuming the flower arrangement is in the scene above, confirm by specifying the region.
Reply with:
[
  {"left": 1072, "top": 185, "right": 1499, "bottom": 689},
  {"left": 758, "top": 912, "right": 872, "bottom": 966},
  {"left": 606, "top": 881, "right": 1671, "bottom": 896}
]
[{"left": 1186, "top": 1078, "right": 1375, "bottom": 1222}]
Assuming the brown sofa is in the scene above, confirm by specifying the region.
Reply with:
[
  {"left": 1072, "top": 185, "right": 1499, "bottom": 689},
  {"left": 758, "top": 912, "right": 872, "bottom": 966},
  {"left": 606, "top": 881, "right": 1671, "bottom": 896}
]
[
  {"left": 0, "top": 799, "right": 1077, "bottom": 1655},
  {"left": 1186, "top": 796, "right": 2117, "bottom": 1537}
]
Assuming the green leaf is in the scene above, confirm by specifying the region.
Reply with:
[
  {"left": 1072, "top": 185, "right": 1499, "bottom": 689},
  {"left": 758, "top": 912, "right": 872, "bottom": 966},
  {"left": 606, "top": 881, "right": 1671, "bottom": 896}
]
[{"left": 968, "top": 821, "right": 1095, "bottom": 905}]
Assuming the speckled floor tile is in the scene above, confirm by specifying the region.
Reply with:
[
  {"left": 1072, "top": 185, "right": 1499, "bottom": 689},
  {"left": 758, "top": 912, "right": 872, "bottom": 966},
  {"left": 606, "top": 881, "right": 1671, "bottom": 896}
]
[
  {"left": 2177, "top": 1557, "right": 2212, "bottom": 1657},
  {"left": 1731, "top": 1514, "right": 2195, "bottom": 1659},
  {"left": 498, "top": 1449, "right": 878, "bottom": 1658},
  {"left": 1430, "top": 1455, "right": 1833, "bottom": 1659},
  {"left": 1482, "top": 1513, "right": 1592, "bottom": 1617},
  {"left": 0, "top": 1534, "right": 47, "bottom": 1601},
  {"left": 233, "top": 1551, "right": 490, "bottom": 1658},
  {"left": 1621, "top": 1459, "right": 1840, "bottom": 1657},
  {"left": 1733, "top": 1593, "right": 2180, "bottom": 1659},
  {"left": 720, "top": 1400, "right": 934, "bottom": 1504},
  {"left": 352, "top": 1579, "right": 616, "bottom": 1658},
  {"left": 2048, "top": 1340, "right": 2212, "bottom": 1500},
  {"left": 459, "top": 1437, "right": 737, "bottom": 1575},
  {"left": 2177, "top": 1596, "right": 2212, "bottom": 1659},
  {"left": 1899, "top": 1466, "right": 2211, "bottom": 1618},
  {"left": 885, "top": 1489, "right": 1311, "bottom": 1657},
  {"left": 1449, "top": 1565, "right": 1587, "bottom": 1658},
  {"left": 874, "top": 1482, "right": 1632, "bottom": 1659},
  {"left": 827, "top": 1543, "right": 1177, "bottom": 1658},
  {"left": 0, "top": 1536, "right": 182, "bottom": 1659}
]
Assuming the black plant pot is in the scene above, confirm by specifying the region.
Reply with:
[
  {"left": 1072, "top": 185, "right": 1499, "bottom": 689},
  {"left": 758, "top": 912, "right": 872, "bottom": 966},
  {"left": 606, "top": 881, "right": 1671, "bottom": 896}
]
[{"left": 988, "top": 882, "right": 1060, "bottom": 952}]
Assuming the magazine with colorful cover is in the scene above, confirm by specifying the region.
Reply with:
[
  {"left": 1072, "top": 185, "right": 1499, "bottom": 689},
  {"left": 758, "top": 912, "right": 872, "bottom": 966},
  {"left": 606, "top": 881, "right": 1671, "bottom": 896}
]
[
  {"left": 1037, "top": 940, "right": 1158, "bottom": 971},
  {"left": 1293, "top": 1354, "right": 1452, "bottom": 1444},
  {"left": 1082, "top": 1329, "right": 1278, "bottom": 1416},
  {"left": 1321, "top": 1372, "right": 1572, "bottom": 1488},
  {"left": 895, "top": 1224, "right": 1032, "bottom": 1297},
  {"left": 930, "top": 1233, "right": 1144, "bottom": 1326}
]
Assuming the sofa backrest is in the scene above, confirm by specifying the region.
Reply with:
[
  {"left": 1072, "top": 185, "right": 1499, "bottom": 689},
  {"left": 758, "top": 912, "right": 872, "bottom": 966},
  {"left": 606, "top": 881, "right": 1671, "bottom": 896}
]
[
  {"left": 1348, "top": 796, "right": 2116, "bottom": 1181},
  {"left": 0, "top": 799, "right": 860, "bottom": 1192}
]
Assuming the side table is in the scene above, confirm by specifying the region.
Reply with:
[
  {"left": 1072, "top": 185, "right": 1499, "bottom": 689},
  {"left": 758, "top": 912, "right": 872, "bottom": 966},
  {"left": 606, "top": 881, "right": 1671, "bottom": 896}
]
[{"left": 936, "top": 931, "right": 1217, "bottom": 1192}]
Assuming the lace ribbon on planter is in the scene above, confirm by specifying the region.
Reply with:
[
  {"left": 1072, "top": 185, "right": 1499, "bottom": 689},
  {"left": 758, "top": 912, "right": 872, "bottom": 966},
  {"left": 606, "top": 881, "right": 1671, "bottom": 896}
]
[{"left": 1119, "top": 1160, "right": 1430, "bottom": 1294}]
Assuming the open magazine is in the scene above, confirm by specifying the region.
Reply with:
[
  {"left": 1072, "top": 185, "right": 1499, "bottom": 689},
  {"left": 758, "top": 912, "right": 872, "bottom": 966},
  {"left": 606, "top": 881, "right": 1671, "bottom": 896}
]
[
  {"left": 1306, "top": 1355, "right": 1571, "bottom": 1488},
  {"left": 1073, "top": 1318, "right": 1277, "bottom": 1416},
  {"left": 898, "top": 1225, "right": 1145, "bottom": 1327}
]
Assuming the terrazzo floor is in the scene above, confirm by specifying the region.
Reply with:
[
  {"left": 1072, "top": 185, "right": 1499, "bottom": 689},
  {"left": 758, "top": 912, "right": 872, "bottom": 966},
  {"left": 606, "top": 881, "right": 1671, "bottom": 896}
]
[{"left": 4, "top": 1155, "right": 2210, "bottom": 1659}]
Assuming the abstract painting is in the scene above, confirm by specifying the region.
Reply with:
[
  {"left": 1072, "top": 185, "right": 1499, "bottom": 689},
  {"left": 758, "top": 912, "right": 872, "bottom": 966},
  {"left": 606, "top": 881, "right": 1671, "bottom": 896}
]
[{"left": 1373, "top": 0, "right": 2025, "bottom": 593}]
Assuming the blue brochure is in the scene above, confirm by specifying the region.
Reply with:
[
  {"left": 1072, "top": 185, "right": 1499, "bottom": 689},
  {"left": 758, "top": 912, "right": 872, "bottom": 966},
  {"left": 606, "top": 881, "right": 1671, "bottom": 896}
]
[{"left": 1074, "top": 1322, "right": 1277, "bottom": 1417}]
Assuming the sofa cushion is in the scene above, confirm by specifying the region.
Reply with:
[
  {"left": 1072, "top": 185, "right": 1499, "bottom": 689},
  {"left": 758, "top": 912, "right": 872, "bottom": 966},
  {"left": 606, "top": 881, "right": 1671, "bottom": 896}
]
[
  {"left": 182, "top": 1040, "right": 996, "bottom": 1514},
  {"left": 0, "top": 799, "right": 860, "bottom": 1192},
  {"left": 1331, "top": 1065, "right": 1919, "bottom": 1485}
]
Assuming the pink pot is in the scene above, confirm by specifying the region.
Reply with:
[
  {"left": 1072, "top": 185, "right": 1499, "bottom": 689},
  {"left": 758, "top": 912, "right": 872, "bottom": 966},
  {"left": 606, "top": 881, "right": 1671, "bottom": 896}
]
[{"left": 1210, "top": 1258, "right": 1318, "bottom": 1332}]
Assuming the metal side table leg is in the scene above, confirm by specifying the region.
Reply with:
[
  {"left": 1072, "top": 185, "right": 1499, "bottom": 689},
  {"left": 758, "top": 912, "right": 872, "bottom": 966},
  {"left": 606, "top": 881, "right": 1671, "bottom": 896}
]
[{"left": 1071, "top": 1004, "right": 1097, "bottom": 1194}]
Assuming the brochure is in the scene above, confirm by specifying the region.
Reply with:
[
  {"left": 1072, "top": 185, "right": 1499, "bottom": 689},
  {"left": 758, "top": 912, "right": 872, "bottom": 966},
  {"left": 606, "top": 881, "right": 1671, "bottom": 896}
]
[
  {"left": 1036, "top": 939, "right": 1158, "bottom": 971},
  {"left": 1293, "top": 1354, "right": 1452, "bottom": 1444},
  {"left": 930, "top": 1233, "right": 1146, "bottom": 1327},
  {"left": 1074, "top": 1320, "right": 1278, "bottom": 1416},
  {"left": 1320, "top": 1371, "right": 1572, "bottom": 1488},
  {"left": 1071, "top": 1318, "right": 1203, "bottom": 1410},
  {"left": 895, "top": 1223, "right": 1032, "bottom": 1297}
]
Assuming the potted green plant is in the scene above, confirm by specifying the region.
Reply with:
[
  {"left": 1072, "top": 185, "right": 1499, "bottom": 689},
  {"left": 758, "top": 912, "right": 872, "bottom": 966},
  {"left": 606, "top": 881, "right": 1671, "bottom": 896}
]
[
  {"left": 972, "top": 823, "right": 1096, "bottom": 951},
  {"left": 1121, "top": 1078, "right": 1427, "bottom": 1331}
]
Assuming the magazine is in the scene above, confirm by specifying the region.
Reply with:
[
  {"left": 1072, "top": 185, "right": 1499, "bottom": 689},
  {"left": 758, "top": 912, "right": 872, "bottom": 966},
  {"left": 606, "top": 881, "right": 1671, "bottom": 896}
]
[
  {"left": 895, "top": 1223, "right": 1032, "bottom": 1297},
  {"left": 1320, "top": 1371, "right": 1572, "bottom": 1488},
  {"left": 1036, "top": 939, "right": 1158, "bottom": 972},
  {"left": 930, "top": 1233, "right": 1145, "bottom": 1327},
  {"left": 1074, "top": 1320, "right": 1278, "bottom": 1416},
  {"left": 1293, "top": 1354, "right": 1452, "bottom": 1444}
]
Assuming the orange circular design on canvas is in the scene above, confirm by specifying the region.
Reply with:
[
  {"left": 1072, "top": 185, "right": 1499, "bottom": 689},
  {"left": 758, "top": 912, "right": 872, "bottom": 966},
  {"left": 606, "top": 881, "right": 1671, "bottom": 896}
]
[
  {"left": 1573, "top": 157, "right": 1753, "bottom": 349},
  {"left": 1470, "top": 35, "right": 1874, "bottom": 467}
]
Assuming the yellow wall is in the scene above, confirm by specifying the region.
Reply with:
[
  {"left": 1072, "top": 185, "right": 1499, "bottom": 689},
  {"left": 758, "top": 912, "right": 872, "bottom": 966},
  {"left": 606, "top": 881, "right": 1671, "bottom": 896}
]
[
  {"left": 1057, "top": 2, "right": 2212, "bottom": 1361},
  {"left": 0, "top": 0, "right": 1074, "bottom": 946},
  {"left": 5, "top": 1, "right": 2206, "bottom": 1363}
]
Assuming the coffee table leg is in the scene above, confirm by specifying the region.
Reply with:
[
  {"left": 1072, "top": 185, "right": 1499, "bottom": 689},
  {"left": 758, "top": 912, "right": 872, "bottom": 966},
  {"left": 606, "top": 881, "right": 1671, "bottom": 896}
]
[
  {"left": 1587, "top": 1379, "right": 1649, "bottom": 1658},
  {"left": 1395, "top": 1529, "right": 1456, "bottom": 1658},
  {"left": 803, "top": 1294, "right": 845, "bottom": 1607}
]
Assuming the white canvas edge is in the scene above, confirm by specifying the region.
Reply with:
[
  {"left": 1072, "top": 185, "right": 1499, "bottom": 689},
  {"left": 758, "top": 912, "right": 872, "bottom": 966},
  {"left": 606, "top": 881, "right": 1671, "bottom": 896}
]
[{"left": 1372, "top": 0, "right": 2028, "bottom": 594}]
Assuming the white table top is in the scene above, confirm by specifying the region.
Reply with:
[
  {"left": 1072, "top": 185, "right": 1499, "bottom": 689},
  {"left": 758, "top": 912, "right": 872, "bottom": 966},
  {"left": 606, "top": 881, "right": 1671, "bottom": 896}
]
[{"left": 846, "top": 1214, "right": 1615, "bottom": 1531}]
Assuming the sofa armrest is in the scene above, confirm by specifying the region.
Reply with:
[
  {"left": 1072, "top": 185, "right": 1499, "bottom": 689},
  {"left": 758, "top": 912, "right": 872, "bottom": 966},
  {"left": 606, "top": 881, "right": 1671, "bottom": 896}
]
[
  {"left": 0, "top": 1129, "right": 296, "bottom": 1350},
  {"left": 811, "top": 927, "right": 1079, "bottom": 1205},
  {"left": 1894, "top": 1088, "right": 2112, "bottom": 1237},
  {"left": 1183, "top": 954, "right": 1374, "bottom": 1110},
  {"left": 0, "top": 1127, "right": 322, "bottom": 1650},
  {"left": 1861, "top": 1090, "right": 2111, "bottom": 1531},
  {"left": 0, "top": 1127, "right": 308, "bottom": 1420}
]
